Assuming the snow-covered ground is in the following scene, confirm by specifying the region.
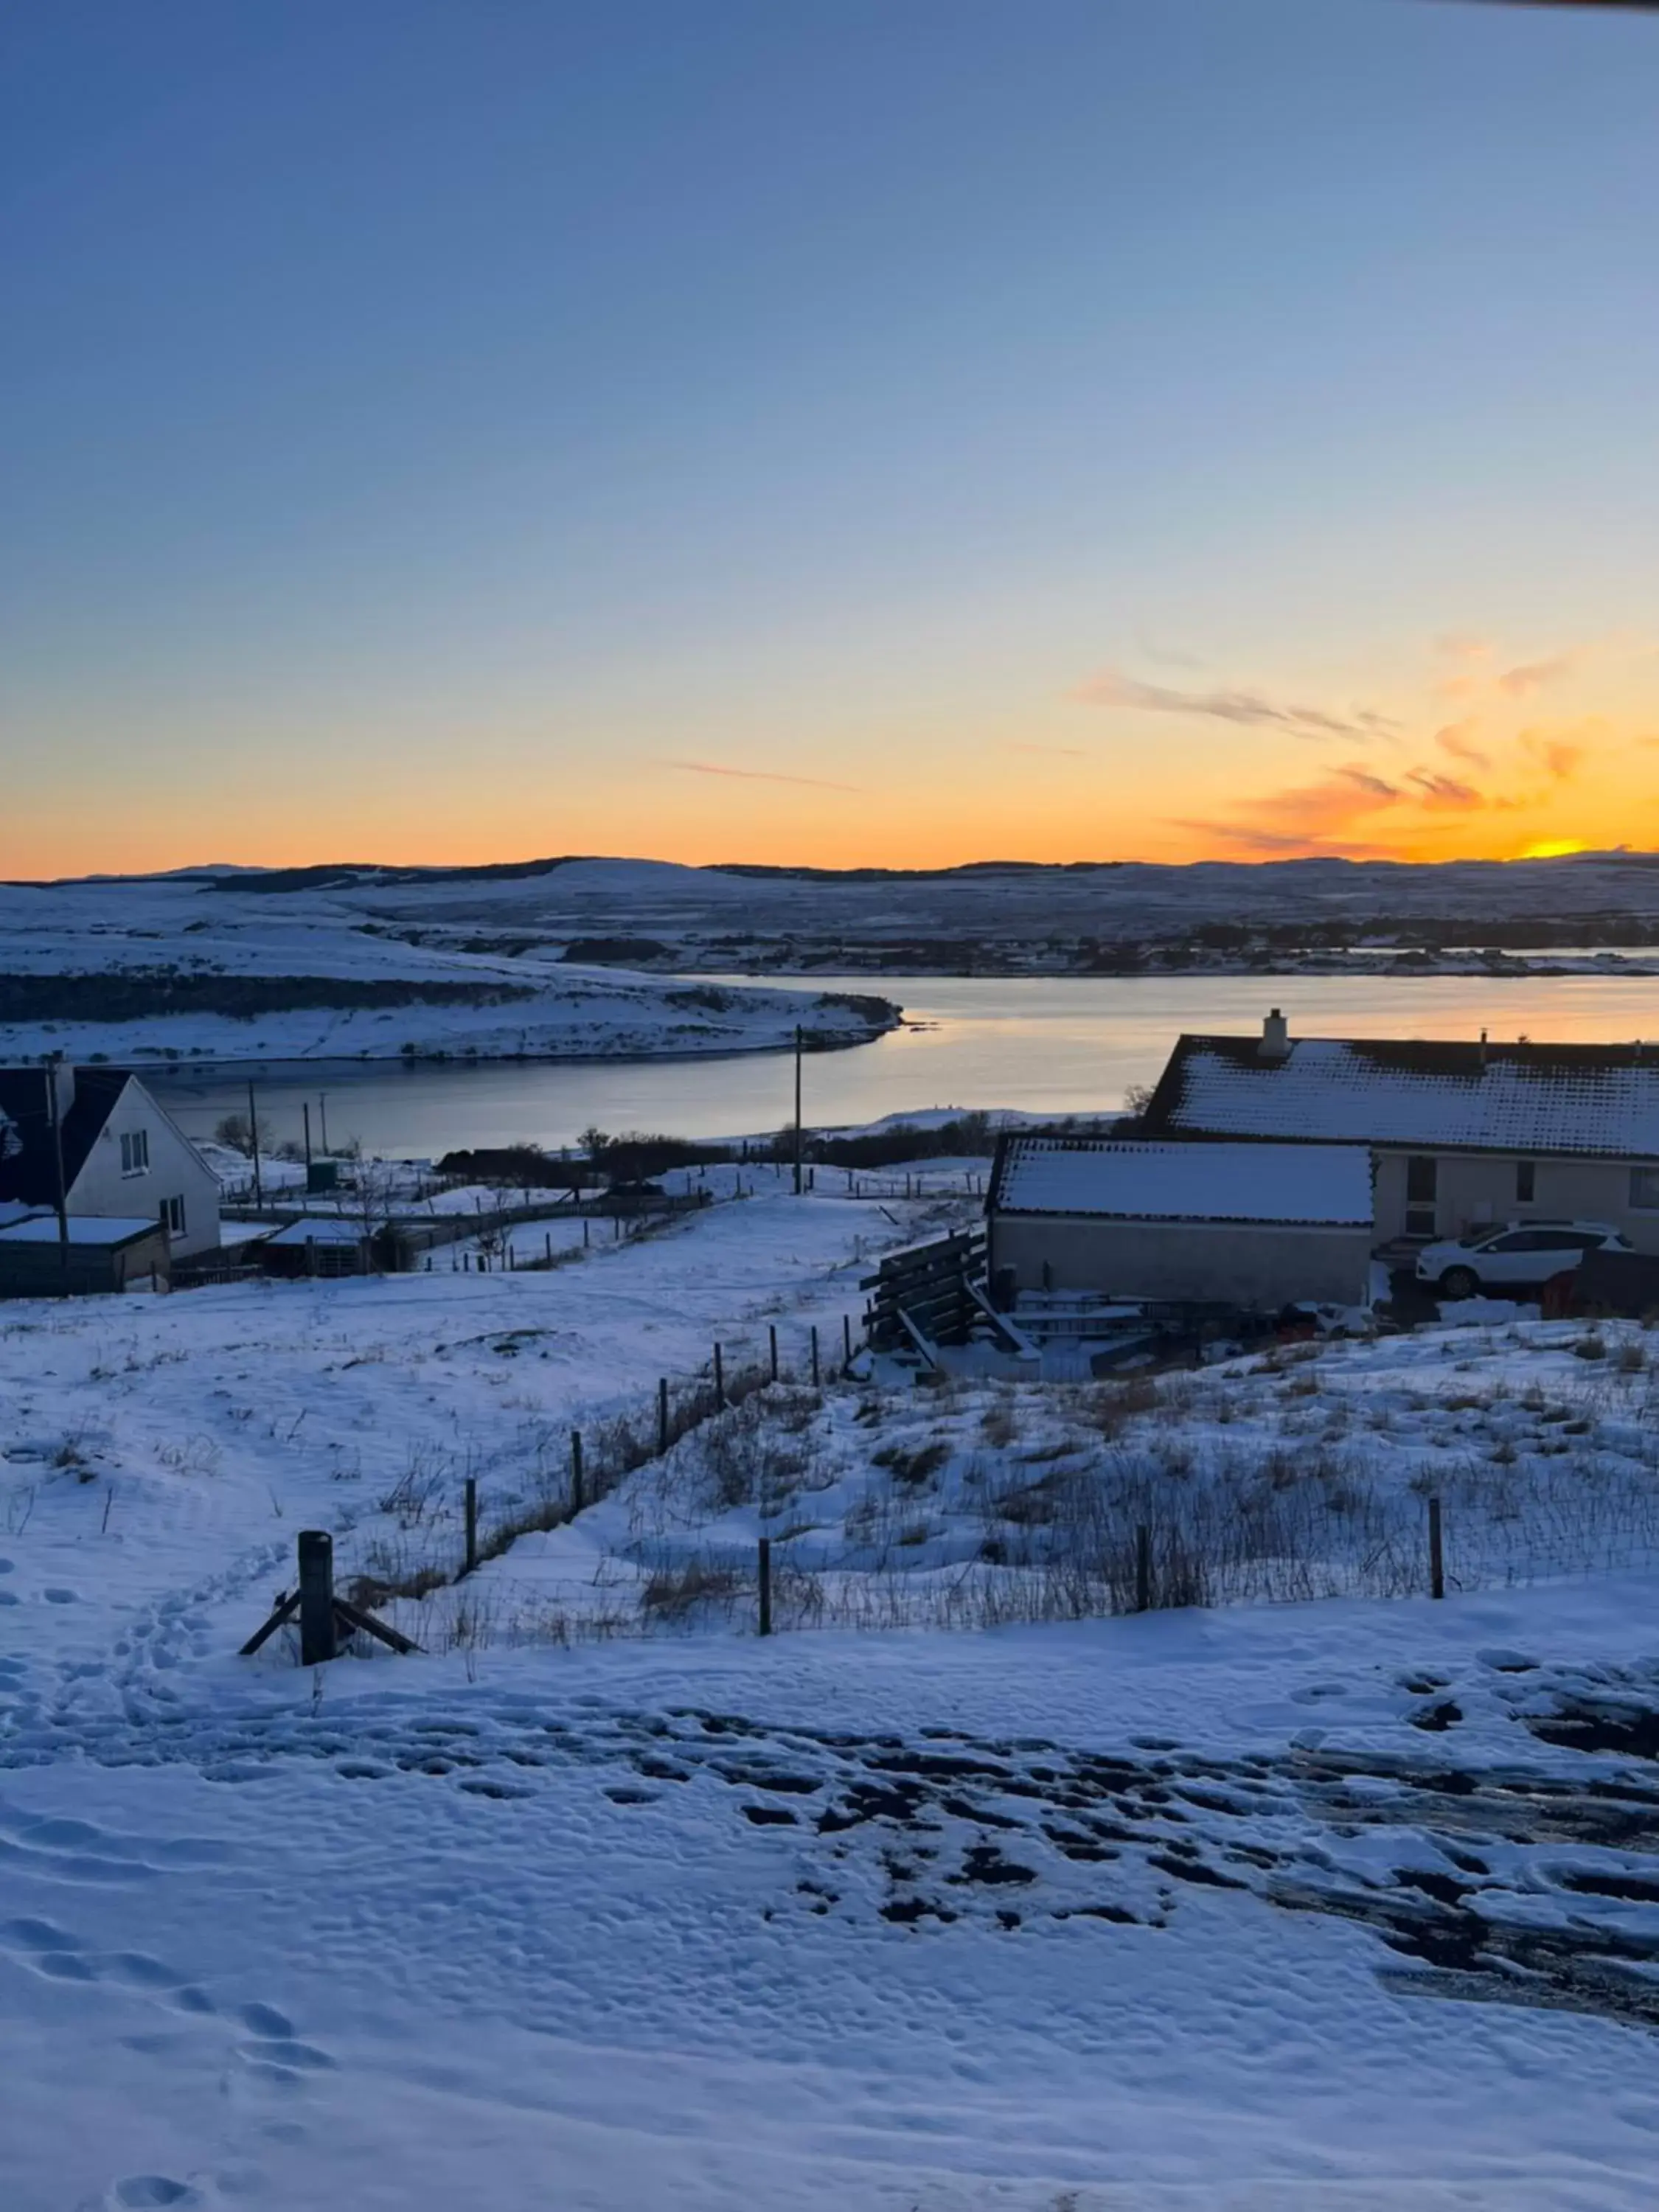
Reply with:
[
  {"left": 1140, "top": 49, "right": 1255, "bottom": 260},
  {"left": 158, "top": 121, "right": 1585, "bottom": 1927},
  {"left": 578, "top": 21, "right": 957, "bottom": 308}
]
[
  {"left": 4, "top": 1203, "right": 1659, "bottom": 2210},
  {"left": 0, "top": 870, "right": 898, "bottom": 1063}
]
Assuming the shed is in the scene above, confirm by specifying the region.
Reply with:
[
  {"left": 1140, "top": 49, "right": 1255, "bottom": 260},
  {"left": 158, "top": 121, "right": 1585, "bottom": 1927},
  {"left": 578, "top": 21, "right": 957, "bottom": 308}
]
[
  {"left": 0, "top": 1213, "right": 170, "bottom": 1297},
  {"left": 260, "top": 1217, "right": 378, "bottom": 1278},
  {"left": 987, "top": 1138, "right": 1375, "bottom": 1310}
]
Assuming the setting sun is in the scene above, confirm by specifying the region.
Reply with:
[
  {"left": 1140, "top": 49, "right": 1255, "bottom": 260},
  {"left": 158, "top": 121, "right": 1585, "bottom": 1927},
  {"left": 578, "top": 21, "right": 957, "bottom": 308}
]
[{"left": 1518, "top": 839, "right": 1590, "bottom": 860}]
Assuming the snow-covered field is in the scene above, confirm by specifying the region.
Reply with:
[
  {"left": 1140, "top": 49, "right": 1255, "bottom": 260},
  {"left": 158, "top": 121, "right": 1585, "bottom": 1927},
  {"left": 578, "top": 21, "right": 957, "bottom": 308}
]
[
  {"left": 0, "top": 869, "right": 898, "bottom": 1063},
  {"left": 4, "top": 1197, "right": 1659, "bottom": 2209}
]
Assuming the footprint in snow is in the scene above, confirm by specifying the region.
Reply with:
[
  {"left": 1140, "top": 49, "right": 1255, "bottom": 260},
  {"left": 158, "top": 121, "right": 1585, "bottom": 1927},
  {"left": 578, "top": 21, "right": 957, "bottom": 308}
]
[{"left": 111, "top": 2178, "right": 197, "bottom": 2208}]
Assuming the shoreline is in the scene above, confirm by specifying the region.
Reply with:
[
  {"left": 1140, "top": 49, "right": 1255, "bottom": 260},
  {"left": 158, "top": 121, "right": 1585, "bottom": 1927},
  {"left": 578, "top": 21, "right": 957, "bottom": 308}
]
[{"left": 131, "top": 1025, "right": 901, "bottom": 1080}]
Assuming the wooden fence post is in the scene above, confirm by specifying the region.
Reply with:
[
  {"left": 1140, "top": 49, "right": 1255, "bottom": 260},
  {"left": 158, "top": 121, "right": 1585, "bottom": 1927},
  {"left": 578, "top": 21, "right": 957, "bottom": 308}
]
[
  {"left": 571, "top": 1430, "right": 585, "bottom": 1514},
  {"left": 658, "top": 1376, "right": 669, "bottom": 1455},
  {"left": 810, "top": 1324, "right": 820, "bottom": 1387},
  {"left": 769, "top": 1324, "right": 778, "bottom": 1383},
  {"left": 1135, "top": 1524, "right": 1152, "bottom": 1615},
  {"left": 464, "top": 1477, "right": 479, "bottom": 1575},
  {"left": 297, "top": 1529, "right": 337, "bottom": 1666},
  {"left": 758, "top": 1536, "right": 772, "bottom": 1637},
  {"left": 1428, "top": 1495, "right": 1444, "bottom": 1600},
  {"left": 843, "top": 1312, "right": 852, "bottom": 1371},
  {"left": 583, "top": 1216, "right": 591, "bottom": 1248},
  {"left": 713, "top": 1341, "right": 726, "bottom": 1410}
]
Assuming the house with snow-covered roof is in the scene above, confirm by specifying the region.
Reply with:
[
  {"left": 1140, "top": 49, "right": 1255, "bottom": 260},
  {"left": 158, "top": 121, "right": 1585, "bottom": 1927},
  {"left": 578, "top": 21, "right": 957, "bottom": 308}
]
[
  {"left": 986, "top": 1135, "right": 1374, "bottom": 1309},
  {"left": 0, "top": 1063, "right": 220, "bottom": 1284},
  {"left": 1140, "top": 1010, "right": 1659, "bottom": 1250}
]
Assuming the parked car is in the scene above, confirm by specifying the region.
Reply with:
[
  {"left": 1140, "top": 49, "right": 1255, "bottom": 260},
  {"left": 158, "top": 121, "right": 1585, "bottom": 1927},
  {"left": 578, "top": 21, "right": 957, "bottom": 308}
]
[{"left": 1416, "top": 1221, "right": 1632, "bottom": 1299}]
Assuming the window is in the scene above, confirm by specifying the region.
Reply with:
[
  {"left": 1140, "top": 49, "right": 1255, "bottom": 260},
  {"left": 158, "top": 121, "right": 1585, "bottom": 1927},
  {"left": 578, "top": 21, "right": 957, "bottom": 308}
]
[
  {"left": 1516, "top": 1160, "right": 1536, "bottom": 1204},
  {"left": 1632, "top": 1168, "right": 1659, "bottom": 1211},
  {"left": 119, "top": 1129, "right": 150, "bottom": 1177},
  {"left": 161, "top": 1196, "right": 187, "bottom": 1237}
]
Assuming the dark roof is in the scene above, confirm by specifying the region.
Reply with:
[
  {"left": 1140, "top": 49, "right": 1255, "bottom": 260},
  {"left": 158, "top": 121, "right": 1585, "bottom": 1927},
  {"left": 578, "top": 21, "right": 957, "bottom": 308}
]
[
  {"left": 0, "top": 1068, "right": 136, "bottom": 1207},
  {"left": 1141, "top": 1035, "right": 1659, "bottom": 1159}
]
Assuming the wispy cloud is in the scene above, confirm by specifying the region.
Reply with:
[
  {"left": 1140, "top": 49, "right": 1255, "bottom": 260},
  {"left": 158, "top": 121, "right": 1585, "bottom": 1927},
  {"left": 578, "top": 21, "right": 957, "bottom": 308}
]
[
  {"left": 1172, "top": 818, "right": 1399, "bottom": 861},
  {"left": 1341, "top": 768, "right": 1400, "bottom": 800},
  {"left": 1433, "top": 633, "right": 1493, "bottom": 662},
  {"left": 1075, "top": 668, "right": 1399, "bottom": 741},
  {"left": 1133, "top": 633, "right": 1209, "bottom": 672},
  {"left": 1436, "top": 639, "right": 1583, "bottom": 703},
  {"left": 662, "top": 759, "right": 862, "bottom": 793},
  {"left": 1497, "top": 651, "right": 1577, "bottom": 700},
  {"left": 1435, "top": 718, "right": 1492, "bottom": 770},
  {"left": 1178, "top": 748, "right": 1497, "bottom": 860},
  {"left": 1522, "top": 731, "right": 1586, "bottom": 782},
  {"left": 1406, "top": 769, "right": 1484, "bottom": 810}
]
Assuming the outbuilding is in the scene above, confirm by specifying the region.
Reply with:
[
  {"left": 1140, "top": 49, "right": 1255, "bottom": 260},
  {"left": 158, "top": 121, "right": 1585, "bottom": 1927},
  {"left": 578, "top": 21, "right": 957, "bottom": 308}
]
[
  {"left": 987, "top": 1137, "right": 1374, "bottom": 1310},
  {"left": 0, "top": 1213, "right": 170, "bottom": 1297},
  {"left": 258, "top": 1217, "right": 380, "bottom": 1278}
]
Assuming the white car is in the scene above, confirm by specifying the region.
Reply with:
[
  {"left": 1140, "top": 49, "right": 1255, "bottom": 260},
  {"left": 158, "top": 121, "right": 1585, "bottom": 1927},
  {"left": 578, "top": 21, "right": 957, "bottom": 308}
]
[{"left": 1415, "top": 1220, "right": 1632, "bottom": 1299}]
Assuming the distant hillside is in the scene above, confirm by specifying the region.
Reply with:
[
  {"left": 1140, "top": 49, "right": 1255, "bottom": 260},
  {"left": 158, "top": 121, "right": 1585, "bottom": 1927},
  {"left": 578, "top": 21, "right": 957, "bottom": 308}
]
[{"left": 12, "top": 850, "right": 1659, "bottom": 992}]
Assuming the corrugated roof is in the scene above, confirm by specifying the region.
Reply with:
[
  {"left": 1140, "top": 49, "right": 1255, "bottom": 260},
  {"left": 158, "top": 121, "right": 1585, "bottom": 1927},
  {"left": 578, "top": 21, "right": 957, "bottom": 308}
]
[
  {"left": 1144, "top": 1036, "right": 1659, "bottom": 1158},
  {"left": 992, "top": 1138, "right": 1374, "bottom": 1225}
]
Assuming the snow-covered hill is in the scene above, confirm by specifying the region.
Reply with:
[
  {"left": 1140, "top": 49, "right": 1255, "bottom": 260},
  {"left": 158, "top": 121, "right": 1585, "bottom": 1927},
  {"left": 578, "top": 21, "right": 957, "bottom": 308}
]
[{"left": 0, "top": 870, "right": 899, "bottom": 1064}]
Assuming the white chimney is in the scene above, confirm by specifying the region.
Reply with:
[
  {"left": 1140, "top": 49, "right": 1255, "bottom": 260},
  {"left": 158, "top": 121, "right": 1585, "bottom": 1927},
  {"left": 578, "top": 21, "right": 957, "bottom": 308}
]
[{"left": 1259, "top": 1008, "right": 1290, "bottom": 1062}]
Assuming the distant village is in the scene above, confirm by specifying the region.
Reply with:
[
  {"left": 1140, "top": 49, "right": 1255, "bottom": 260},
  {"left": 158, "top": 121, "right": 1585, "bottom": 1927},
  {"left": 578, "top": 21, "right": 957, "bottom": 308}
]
[{"left": 9, "top": 1009, "right": 1659, "bottom": 1357}]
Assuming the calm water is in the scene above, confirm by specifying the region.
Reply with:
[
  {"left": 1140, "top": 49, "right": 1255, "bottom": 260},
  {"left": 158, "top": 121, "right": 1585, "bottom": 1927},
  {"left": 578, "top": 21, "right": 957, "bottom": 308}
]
[{"left": 146, "top": 973, "right": 1659, "bottom": 1159}]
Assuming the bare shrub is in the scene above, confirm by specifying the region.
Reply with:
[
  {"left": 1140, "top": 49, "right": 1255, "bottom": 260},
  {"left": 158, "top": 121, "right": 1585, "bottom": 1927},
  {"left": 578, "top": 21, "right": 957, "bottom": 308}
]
[
  {"left": 640, "top": 1556, "right": 744, "bottom": 1623},
  {"left": 979, "top": 1397, "right": 1020, "bottom": 1449},
  {"left": 872, "top": 1439, "right": 950, "bottom": 1487}
]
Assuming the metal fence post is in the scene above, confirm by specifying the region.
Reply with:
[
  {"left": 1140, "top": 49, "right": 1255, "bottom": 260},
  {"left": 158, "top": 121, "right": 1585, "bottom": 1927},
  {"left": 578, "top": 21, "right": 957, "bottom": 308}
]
[
  {"left": 1428, "top": 1495, "right": 1444, "bottom": 1600},
  {"left": 571, "top": 1430, "right": 585, "bottom": 1514},
  {"left": 713, "top": 1341, "right": 726, "bottom": 1410},
  {"left": 1135, "top": 1524, "right": 1152, "bottom": 1615},
  {"left": 464, "top": 1476, "right": 479, "bottom": 1575},
  {"left": 758, "top": 1536, "right": 772, "bottom": 1636},
  {"left": 810, "top": 1325, "right": 820, "bottom": 1387}
]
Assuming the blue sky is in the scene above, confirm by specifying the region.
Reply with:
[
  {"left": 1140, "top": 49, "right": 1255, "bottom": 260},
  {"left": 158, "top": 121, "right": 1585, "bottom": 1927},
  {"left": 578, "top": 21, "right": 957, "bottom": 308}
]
[{"left": 4, "top": 0, "right": 1658, "bottom": 872}]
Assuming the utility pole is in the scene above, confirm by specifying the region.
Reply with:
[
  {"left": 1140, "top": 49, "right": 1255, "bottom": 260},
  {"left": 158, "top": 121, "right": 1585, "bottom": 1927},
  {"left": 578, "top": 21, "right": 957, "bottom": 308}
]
[
  {"left": 302, "top": 1102, "right": 313, "bottom": 1171},
  {"left": 319, "top": 1093, "right": 329, "bottom": 1154},
  {"left": 248, "top": 1078, "right": 263, "bottom": 1209},
  {"left": 44, "top": 1058, "right": 70, "bottom": 1292},
  {"left": 793, "top": 1026, "right": 804, "bottom": 1196}
]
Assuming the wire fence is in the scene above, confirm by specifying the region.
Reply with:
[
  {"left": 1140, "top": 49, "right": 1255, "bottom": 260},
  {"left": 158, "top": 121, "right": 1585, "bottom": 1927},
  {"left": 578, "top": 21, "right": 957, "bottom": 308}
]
[{"left": 353, "top": 1394, "right": 1659, "bottom": 1654}]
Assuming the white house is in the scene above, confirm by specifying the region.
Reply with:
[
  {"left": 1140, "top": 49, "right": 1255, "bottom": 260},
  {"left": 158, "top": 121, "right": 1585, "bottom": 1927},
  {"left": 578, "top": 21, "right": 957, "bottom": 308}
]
[
  {"left": 0, "top": 1063, "right": 220, "bottom": 1262},
  {"left": 987, "top": 1136, "right": 1375, "bottom": 1309},
  {"left": 1141, "top": 1011, "right": 1659, "bottom": 1250}
]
